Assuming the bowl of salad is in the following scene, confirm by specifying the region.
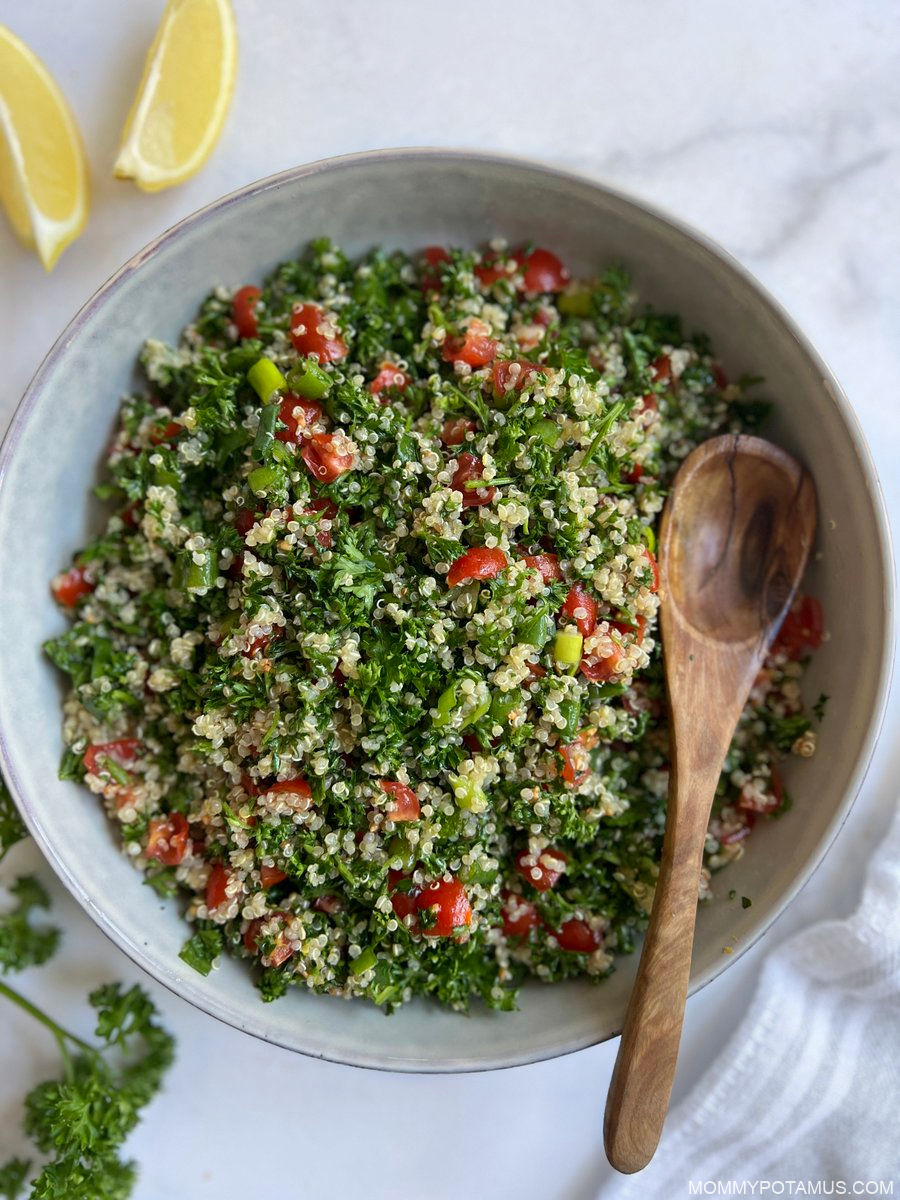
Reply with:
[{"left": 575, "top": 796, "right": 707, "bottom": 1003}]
[{"left": 0, "top": 150, "right": 891, "bottom": 1070}]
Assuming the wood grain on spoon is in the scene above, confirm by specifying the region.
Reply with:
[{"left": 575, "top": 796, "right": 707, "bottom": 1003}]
[{"left": 603, "top": 434, "right": 817, "bottom": 1174}]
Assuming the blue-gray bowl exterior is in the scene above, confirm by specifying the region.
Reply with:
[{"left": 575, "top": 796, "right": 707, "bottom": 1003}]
[{"left": 0, "top": 150, "right": 892, "bottom": 1071}]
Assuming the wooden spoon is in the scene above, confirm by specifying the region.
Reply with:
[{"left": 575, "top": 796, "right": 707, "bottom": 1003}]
[{"left": 603, "top": 433, "right": 817, "bottom": 1174}]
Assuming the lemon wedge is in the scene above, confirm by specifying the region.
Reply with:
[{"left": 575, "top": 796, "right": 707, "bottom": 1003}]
[
  {"left": 114, "top": 0, "right": 237, "bottom": 192},
  {"left": 0, "top": 25, "right": 89, "bottom": 271}
]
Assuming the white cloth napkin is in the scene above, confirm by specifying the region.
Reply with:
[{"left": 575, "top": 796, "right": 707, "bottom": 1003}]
[{"left": 607, "top": 804, "right": 900, "bottom": 1196}]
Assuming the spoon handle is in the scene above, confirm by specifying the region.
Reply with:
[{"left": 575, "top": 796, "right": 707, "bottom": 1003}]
[{"left": 603, "top": 756, "right": 723, "bottom": 1174}]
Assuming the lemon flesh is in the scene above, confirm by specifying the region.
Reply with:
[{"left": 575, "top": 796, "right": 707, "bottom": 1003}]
[
  {"left": 0, "top": 24, "right": 89, "bottom": 270},
  {"left": 114, "top": 0, "right": 237, "bottom": 192}
]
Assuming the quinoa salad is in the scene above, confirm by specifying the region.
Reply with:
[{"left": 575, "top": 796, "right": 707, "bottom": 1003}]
[{"left": 45, "top": 239, "right": 826, "bottom": 1012}]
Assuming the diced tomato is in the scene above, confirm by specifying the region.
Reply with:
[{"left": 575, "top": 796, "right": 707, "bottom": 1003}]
[
  {"left": 276, "top": 392, "right": 323, "bottom": 443},
  {"left": 301, "top": 432, "right": 356, "bottom": 483},
  {"left": 369, "top": 363, "right": 411, "bottom": 397},
  {"left": 243, "top": 911, "right": 293, "bottom": 965},
  {"left": 623, "top": 462, "right": 644, "bottom": 485},
  {"left": 442, "top": 320, "right": 498, "bottom": 367},
  {"left": 553, "top": 917, "right": 602, "bottom": 953},
  {"left": 52, "top": 564, "right": 94, "bottom": 608},
  {"left": 525, "top": 661, "right": 547, "bottom": 686},
  {"left": 313, "top": 894, "right": 342, "bottom": 914},
  {"left": 260, "top": 778, "right": 313, "bottom": 810},
  {"left": 416, "top": 877, "right": 472, "bottom": 937},
  {"left": 379, "top": 780, "right": 420, "bottom": 822},
  {"left": 289, "top": 303, "right": 347, "bottom": 363},
  {"left": 241, "top": 773, "right": 261, "bottom": 797},
  {"left": 244, "top": 633, "right": 271, "bottom": 658},
  {"left": 644, "top": 547, "right": 660, "bottom": 592},
  {"left": 579, "top": 650, "right": 622, "bottom": 683},
  {"left": 446, "top": 546, "right": 508, "bottom": 588},
  {"left": 738, "top": 766, "right": 784, "bottom": 815},
  {"left": 517, "top": 247, "right": 569, "bottom": 293},
  {"left": 560, "top": 583, "right": 597, "bottom": 637},
  {"left": 234, "top": 507, "right": 258, "bottom": 537},
  {"left": 298, "top": 496, "right": 337, "bottom": 549},
  {"left": 120, "top": 502, "right": 139, "bottom": 528},
  {"left": 772, "top": 594, "right": 824, "bottom": 660},
  {"left": 558, "top": 738, "right": 591, "bottom": 787},
  {"left": 260, "top": 864, "right": 287, "bottom": 888},
  {"left": 712, "top": 362, "right": 729, "bottom": 390},
  {"left": 205, "top": 863, "right": 230, "bottom": 910},
  {"left": 475, "top": 255, "right": 509, "bottom": 287},
  {"left": 501, "top": 891, "right": 541, "bottom": 938},
  {"left": 522, "top": 553, "right": 562, "bottom": 584},
  {"left": 462, "top": 732, "right": 485, "bottom": 754},
  {"left": 491, "top": 359, "right": 549, "bottom": 396},
  {"left": 421, "top": 245, "right": 451, "bottom": 291},
  {"left": 515, "top": 847, "right": 567, "bottom": 892},
  {"left": 650, "top": 354, "right": 671, "bottom": 383},
  {"left": 391, "top": 890, "right": 419, "bottom": 922},
  {"left": 441, "top": 416, "right": 476, "bottom": 446},
  {"left": 148, "top": 420, "right": 181, "bottom": 445},
  {"left": 146, "top": 813, "right": 190, "bottom": 866},
  {"left": 451, "top": 451, "right": 496, "bottom": 508},
  {"left": 232, "top": 285, "right": 261, "bottom": 339},
  {"left": 610, "top": 614, "right": 648, "bottom": 645},
  {"left": 83, "top": 739, "right": 141, "bottom": 776},
  {"left": 635, "top": 394, "right": 658, "bottom": 414}
]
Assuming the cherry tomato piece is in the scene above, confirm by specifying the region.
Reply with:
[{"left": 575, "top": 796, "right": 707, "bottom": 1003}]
[
  {"left": 205, "top": 863, "right": 230, "bottom": 910},
  {"left": 441, "top": 416, "right": 476, "bottom": 446},
  {"left": 369, "top": 363, "right": 411, "bottom": 397},
  {"left": 289, "top": 303, "right": 347, "bottom": 363},
  {"left": 301, "top": 432, "right": 356, "bottom": 483},
  {"left": 421, "top": 245, "right": 451, "bottom": 291},
  {"left": 415, "top": 878, "right": 472, "bottom": 937},
  {"left": 446, "top": 546, "right": 508, "bottom": 588},
  {"left": 52, "top": 565, "right": 94, "bottom": 608},
  {"left": 522, "top": 553, "right": 562, "bottom": 584},
  {"left": 772, "top": 594, "right": 824, "bottom": 660},
  {"left": 517, "top": 247, "right": 569, "bottom": 293},
  {"left": 260, "top": 865, "right": 287, "bottom": 888},
  {"left": 515, "top": 847, "right": 567, "bottom": 892},
  {"left": 232, "top": 285, "right": 261, "bottom": 339},
  {"left": 442, "top": 320, "right": 498, "bottom": 367},
  {"left": 146, "top": 813, "right": 190, "bottom": 866},
  {"left": 501, "top": 892, "right": 541, "bottom": 938},
  {"left": 276, "top": 393, "right": 323, "bottom": 443},
  {"left": 560, "top": 583, "right": 598, "bottom": 637},
  {"left": 553, "top": 917, "right": 602, "bottom": 953},
  {"left": 83, "top": 739, "right": 141, "bottom": 775},
  {"left": 451, "top": 452, "right": 497, "bottom": 508},
  {"left": 379, "top": 780, "right": 420, "bottom": 822}
]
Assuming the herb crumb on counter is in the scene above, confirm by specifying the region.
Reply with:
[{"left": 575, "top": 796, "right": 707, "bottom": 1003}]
[{"left": 45, "top": 238, "right": 825, "bottom": 1013}]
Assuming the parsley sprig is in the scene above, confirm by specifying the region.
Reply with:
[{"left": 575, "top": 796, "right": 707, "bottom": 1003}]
[{"left": 0, "top": 778, "right": 175, "bottom": 1199}]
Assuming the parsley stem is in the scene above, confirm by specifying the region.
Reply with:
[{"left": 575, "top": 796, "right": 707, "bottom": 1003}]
[{"left": 0, "top": 979, "right": 98, "bottom": 1063}]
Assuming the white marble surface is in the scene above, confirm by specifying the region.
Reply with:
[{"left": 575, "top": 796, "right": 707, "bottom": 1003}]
[{"left": 1, "top": 1, "right": 898, "bottom": 1196}]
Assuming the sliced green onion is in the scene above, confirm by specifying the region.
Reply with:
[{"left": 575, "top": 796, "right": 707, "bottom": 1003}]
[
  {"left": 385, "top": 835, "right": 414, "bottom": 871},
  {"left": 530, "top": 418, "right": 560, "bottom": 447},
  {"left": 553, "top": 630, "right": 583, "bottom": 668},
  {"left": 557, "top": 286, "right": 593, "bottom": 317},
  {"left": 100, "top": 756, "right": 132, "bottom": 787},
  {"left": 449, "top": 774, "right": 488, "bottom": 813},
  {"left": 463, "top": 476, "right": 514, "bottom": 490},
  {"left": 247, "top": 358, "right": 286, "bottom": 403},
  {"left": 350, "top": 946, "right": 377, "bottom": 975},
  {"left": 253, "top": 404, "right": 279, "bottom": 459},
  {"left": 286, "top": 359, "right": 332, "bottom": 399},
  {"left": 177, "top": 548, "right": 216, "bottom": 591},
  {"left": 248, "top": 465, "right": 282, "bottom": 495},
  {"left": 433, "top": 682, "right": 458, "bottom": 728},
  {"left": 642, "top": 525, "right": 656, "bottom": 554}
]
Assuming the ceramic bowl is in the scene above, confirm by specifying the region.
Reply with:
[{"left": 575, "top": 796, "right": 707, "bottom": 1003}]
[{"left": 0, "top": 150, "right": 891, "bottom": 1071}]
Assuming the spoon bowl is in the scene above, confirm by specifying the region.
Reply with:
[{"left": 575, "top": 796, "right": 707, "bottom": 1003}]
[{"left": 604, "top": 433, "right": 817, "bottom": 1174}]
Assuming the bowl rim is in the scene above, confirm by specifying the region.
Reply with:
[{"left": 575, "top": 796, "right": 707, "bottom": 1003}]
[{"left": 0, "top": 146, "right": 894, "bottom": 1072}]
